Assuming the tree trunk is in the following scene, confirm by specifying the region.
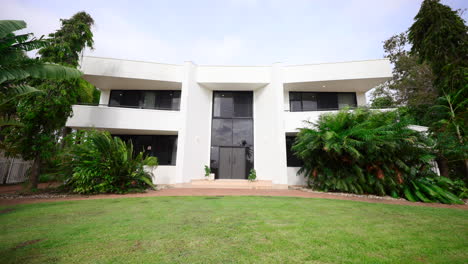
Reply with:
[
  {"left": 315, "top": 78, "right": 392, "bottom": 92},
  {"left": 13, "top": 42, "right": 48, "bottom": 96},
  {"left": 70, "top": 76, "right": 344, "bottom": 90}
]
[
  {"left": 464, "top": 159, "right": 468, "bottom": 181},
  {"left": 436, "top": 157, "right": 449, "bottom": 177},
  {"left": 60, "top": 127, "right": 72, "bottom": 149},
  {"left": 28, "top": 156, "right": 41, "bottom": 190}
]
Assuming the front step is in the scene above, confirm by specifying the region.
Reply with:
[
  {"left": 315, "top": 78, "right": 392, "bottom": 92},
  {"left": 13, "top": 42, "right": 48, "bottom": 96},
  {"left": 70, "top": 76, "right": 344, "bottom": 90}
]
[{"left": 175, "top": 179, "right": 287, "bottom": 190}]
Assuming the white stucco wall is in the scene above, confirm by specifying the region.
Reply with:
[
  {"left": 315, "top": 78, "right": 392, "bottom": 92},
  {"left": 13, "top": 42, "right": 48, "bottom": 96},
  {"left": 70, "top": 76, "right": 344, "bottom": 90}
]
[
  {"left": 287, "top": 167, "right": 307, "bottom": 186},
  {"left": 282, "top": 59, "right": 392, "bottom": 83},
  {"left": 67, "top": 105, "right": 181, "bottom": 132},
  {"left": 149, "top": 165, "right": 177, "bottom": 184},
  {"left": 81, "top": 56, "right": 184, "bottom": 83}
]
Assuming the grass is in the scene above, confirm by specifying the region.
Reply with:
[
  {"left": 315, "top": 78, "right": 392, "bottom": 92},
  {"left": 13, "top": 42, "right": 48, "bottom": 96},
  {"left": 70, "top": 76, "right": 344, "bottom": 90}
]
[{"left": 1, "top": 196, "right": 467, "bottom": 264}]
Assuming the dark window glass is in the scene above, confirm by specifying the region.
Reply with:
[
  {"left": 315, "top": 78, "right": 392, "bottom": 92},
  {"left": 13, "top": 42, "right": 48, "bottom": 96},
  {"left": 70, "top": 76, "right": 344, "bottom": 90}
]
[
  {"left": 109, "top": 90, "right": 124, "bottom": 106},
  {"left": 171, "top": 91, "right": 181, "bottom": 110},
  {"left": 286, "top": 136, "right": 303, "bottom": 167},
  {"left": 302, "top": 92, "right": 317, "bottom": 111},
  {"left": 156, "top": 91, "right": 181, "bottom": 110},
  {"left": 211, "top": 119, "right": 233, "bottom": 146},
  {"left": 211, "top": 91, "right": 254, "bottom": 179},
  {"left": 289, "top": 92, "right": 302, "bottom": 112},
  {"left": 109, "top": 90, "right": 180, "bottom": 110},
  {"left": 317, "top": 93, "right": 338, "bottom": 110},
  {"left": 338, "top": 93, "right": 357, "bottom": 108},
  {"left": 213, "top": 92, "right": 234, "bottom": 118},
  {"left": 213, "top": 91, "right": 253, "bottom": 118},
  {"left": 122, "top": 90, "right": 141, "bottom": 107},
  {"left": 142, "top": 91, "right": 156, "bottom": 109},
  {"left": 289, "top": 92, "right": 356, "bottom": 111},
  {"left": 233, "top": 119, "right": 253, "bottom": 146},
  {"left": 233, "top": 92, "right": 253, "bottom": 117},
  {"left": 210, "top": 146, "right": 219, "bottom": 169},
  {"left": 113, "top": 135, "right": 178, "bottom": 165},
  {"left": 109, "top": 90, "right": 140, "bottom": 107}
]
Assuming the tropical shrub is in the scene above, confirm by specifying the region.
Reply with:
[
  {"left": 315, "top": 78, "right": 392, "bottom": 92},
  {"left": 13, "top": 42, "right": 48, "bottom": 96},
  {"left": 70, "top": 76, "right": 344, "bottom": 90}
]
[
  {"left": 65, "top": 130, "right": 157, "bottom": 194},
  {"left": 404, "top": 177, "right": 464, "bottom": 204},
  {"left": 292, "top": 108, "right": 463, "bottom": 204}
]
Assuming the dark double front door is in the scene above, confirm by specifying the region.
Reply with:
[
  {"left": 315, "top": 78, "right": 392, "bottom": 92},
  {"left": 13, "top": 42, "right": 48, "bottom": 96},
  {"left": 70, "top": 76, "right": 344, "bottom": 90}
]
[
  {"left": 210, "top": 91, "right": 254, "bottom": 180},
  {"left": 219, "top": 147, "right": 246, "bottom": 179}
]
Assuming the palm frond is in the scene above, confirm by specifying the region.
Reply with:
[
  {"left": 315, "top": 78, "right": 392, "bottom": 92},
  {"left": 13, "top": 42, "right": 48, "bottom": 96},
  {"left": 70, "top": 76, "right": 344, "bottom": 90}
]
[
  {"left": 0, "top": 20, "right": 26, "bottom": 38},
  {"left": 0, "top": 63, "right": 82, "bottom": 84}
]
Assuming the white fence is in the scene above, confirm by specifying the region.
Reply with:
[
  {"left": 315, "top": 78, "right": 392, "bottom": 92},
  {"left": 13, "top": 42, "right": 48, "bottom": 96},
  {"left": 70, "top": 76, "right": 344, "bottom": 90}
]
[{"left": 0, "top": 158, "right": 32, "bottom": 184}]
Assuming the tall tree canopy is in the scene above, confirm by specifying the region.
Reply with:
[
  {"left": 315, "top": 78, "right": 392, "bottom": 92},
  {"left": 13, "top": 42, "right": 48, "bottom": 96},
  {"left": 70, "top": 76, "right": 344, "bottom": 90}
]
[
  {"left": 1, "top": 12, "right": 95, "bottom": 189},
  {"left": 407, "top": 0, "right": 468, "bottom": 179},
  {"left": 371, "top": 33, "right": 436, "bottom": 110},
  {"left": 408, "top": 0, "right": 468, "bottom": 94},
  {"left": 39, "top": 12, "right": 94, "bottom": 67}
]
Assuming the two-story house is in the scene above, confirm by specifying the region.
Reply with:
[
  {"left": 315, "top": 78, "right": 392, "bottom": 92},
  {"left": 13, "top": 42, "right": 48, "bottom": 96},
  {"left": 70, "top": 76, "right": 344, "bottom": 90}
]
[{"left": 66, "top": 57, "right": 392, "bottom": 188}]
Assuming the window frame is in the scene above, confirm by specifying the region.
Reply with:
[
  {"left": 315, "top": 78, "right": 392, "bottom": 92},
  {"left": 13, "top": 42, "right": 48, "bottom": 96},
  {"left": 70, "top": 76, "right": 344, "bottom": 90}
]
[
  {"left": 289, "top": 92, "right": 357, "bottom": 112},
  {"left": 114, "top": 135, "right": 178, "bottom": 165},
  {"left": 109, "top": 90, "right": 181, "bottom": 111}
]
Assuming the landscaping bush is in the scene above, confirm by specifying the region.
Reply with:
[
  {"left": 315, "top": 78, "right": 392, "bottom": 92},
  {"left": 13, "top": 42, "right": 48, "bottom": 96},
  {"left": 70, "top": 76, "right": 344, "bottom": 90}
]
[
  {"left": 292, "top": 108, "right": 463, "bottom": 204},
  {"left": 65, "top": 130, "right": 157, "bottom": 194}
]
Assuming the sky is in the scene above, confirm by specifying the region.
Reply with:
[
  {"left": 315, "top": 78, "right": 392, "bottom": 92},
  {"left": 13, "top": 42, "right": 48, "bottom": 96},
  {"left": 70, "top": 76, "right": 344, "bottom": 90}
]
[{"left": 2, "top": 0, "right": 467, "bottom": 65}]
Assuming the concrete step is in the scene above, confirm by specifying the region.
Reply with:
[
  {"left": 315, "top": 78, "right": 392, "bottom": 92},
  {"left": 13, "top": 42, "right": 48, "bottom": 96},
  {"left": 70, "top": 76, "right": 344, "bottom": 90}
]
[{"left": 173, "top": 179, "right": 287, "bottom": 190}]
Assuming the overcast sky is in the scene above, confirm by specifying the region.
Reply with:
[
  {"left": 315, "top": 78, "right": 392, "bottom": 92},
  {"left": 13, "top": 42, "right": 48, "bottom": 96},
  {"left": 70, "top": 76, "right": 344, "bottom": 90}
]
[{"left": 2, "top": 0, "right": 467, "bottom": 65}]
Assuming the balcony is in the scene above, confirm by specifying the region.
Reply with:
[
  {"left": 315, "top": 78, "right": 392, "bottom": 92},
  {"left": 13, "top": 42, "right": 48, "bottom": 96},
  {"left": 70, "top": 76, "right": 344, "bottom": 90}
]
[
  {"left": 284, "top": 110, "right": 336, "bottom": 133},
  {"left": 66, "top": 104, "right": 182, "bottom": 133}
]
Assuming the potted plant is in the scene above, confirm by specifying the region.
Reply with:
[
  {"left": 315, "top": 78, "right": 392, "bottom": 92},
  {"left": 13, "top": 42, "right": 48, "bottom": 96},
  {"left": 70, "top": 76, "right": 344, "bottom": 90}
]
[
  {"left": 248, "top": 168, "right": 256, "bottom": 182},
  {"left": 204, "top": 165, "right": 215, "bottom": 181}
]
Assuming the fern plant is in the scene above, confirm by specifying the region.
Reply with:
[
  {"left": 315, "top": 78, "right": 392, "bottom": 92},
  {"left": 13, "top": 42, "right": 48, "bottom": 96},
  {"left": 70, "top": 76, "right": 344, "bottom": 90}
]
[
  {"left": 65, "top": 130, "right": 157, "bottom": 194},
  {"left": 292, "top": 108, "right": 462, "bottom": 204}
]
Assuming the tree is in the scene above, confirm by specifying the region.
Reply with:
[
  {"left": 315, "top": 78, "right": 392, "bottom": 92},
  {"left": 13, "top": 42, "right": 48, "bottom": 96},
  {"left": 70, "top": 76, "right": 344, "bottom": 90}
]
[
  {"left": 0, "top": 20, "right": 82, "bottom": 126},
  {"left": 369, "top": 92, "right": 394, "bottom": 109},
  {"left": 370, "top": 33, "right": 436, "bottom": 112},
  {"left": 39, "top": 11, "right": 97, "bottom": 104},
  {"left": 408, "top": 0, "right": 468, "bottom": 95},
  {"left": 408, "top": 0, "right": 468, "bottom": 179},
  {"left": 1, "top": 13, "right": 95, "bottom": 189},
  {"left": 40, "top": 12, "right": 98, "bottom": 148}
]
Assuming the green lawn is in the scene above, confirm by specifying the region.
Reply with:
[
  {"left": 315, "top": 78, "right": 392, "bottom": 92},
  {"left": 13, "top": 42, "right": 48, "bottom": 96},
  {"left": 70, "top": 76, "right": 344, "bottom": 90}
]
[{"left": 1, "top": 196, "right": 467, "bottom": 264}]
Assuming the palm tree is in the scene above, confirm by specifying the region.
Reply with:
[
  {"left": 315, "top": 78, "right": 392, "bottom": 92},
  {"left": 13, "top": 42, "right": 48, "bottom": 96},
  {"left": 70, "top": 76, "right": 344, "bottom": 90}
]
[{"left": 0, "top": 20, "right": 82, "bottom": 126}]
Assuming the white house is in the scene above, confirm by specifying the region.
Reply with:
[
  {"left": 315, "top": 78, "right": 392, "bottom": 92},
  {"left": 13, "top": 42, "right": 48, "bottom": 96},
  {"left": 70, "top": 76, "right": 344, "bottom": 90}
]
[{"left": 66, "top": 56, "right": 392, "bottom": 188}]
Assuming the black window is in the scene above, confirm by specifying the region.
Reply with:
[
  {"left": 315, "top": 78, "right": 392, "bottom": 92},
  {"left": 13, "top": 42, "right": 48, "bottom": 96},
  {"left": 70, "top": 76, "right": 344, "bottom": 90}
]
[
  {"left": 289, "top": 92, "right": 356, "bottom": 112},
  {"left": 210, "top": 91, "right": 254, "bottom": 178},
  {"left": 317, "top": 93, "right": 338, "bottom": 110},
  {"left": 109, "top": 90, "right": 181, "bottom": 110},
  {"left": 286, "top": 136, "right": 303, "bottom": 167},
  {"left": 302, "top": 92, "right": 318, "bottom": 111},
  {"left": 289, "top": 92, "right": 302, "bottom": 112},
  {"left": 114, "top": 135, "right": 178, "bottom": 165},
  {"left": 212, "top": 92, "right": 253, "bottom": 118}
]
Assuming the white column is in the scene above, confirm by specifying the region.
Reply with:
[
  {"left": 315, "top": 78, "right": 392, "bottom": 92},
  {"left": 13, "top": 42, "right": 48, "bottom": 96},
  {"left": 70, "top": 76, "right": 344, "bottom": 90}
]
[
  {"left": 99, "top": 90, "right": 110, "bottom": 105},
  {"left": 176, "top": 62, "right": 212, "bottom": 183},
  {"left": 254, "top": 63, "right": 288, "bottom": 184},
  {"left": 356, "top": 92, "right": 367, "bottom": 106}
]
